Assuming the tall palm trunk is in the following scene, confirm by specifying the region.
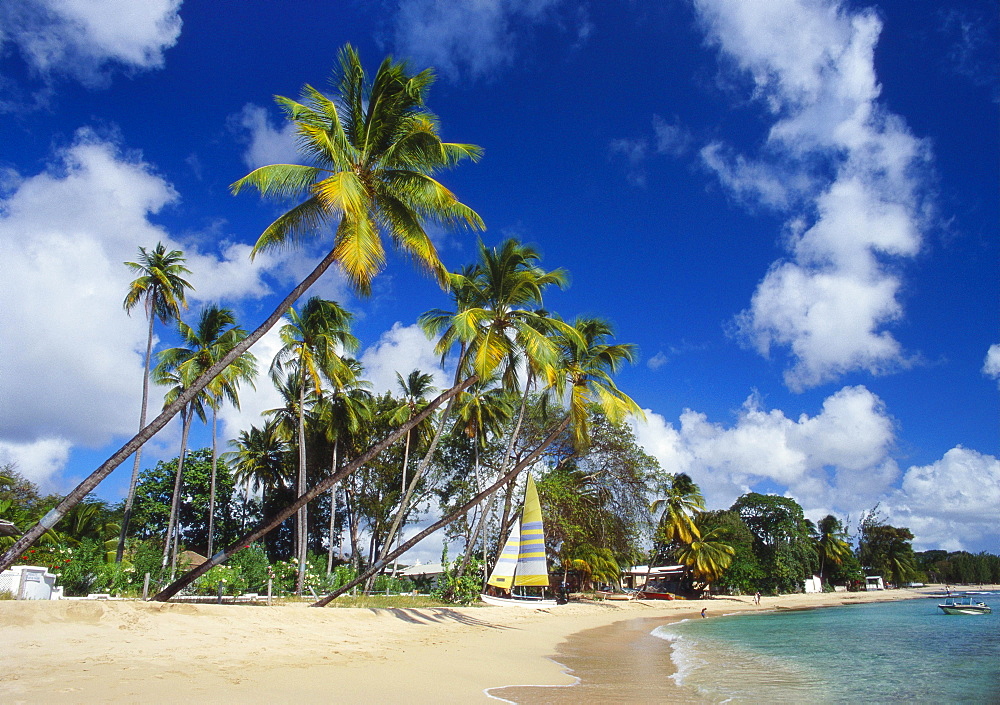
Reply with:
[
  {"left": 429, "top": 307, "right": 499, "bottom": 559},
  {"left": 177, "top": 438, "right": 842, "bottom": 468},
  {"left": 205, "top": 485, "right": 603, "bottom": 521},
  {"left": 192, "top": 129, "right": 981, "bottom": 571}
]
[
  {"left": 207, "top": 406, "right": 218, "bottom": 557},
  {"left": 162, "top": 405, "right": 192, "bottom": 577},
  {"left": 295, "top": 377, "right": 308, "bottom": 594},
  {"left": 116, "top": 310, "right": 156, "bottom": 563},
  {"left": 491, "top": 373, "right": 534, "bottom": 563},
  {"left": 326, "top": 440, "right": 339, "bottom": 575},
  {"left": 389, "top": 430, "right": 411, "bottom": 578}
]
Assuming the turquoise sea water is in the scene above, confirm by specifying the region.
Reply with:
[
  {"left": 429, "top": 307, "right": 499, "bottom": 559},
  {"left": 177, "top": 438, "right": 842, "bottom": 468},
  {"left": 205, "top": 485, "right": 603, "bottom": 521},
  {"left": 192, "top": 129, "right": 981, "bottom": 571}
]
[{"left": 654, "top": 593, "right": 1000, "bottom": 703}]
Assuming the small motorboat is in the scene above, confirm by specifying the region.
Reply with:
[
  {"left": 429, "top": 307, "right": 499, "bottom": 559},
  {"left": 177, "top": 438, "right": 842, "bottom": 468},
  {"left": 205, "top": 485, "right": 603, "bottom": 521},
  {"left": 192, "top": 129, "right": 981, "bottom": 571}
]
[{"left": 938, "top": 597, "right": 992, "bottom": 615}]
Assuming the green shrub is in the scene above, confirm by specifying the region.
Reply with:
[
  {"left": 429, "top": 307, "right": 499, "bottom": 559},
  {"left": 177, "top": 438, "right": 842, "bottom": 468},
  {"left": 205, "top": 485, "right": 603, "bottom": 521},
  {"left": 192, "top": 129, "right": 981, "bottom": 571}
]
[
  {"left": 191, "top": 564, "right": 249, "bottom": 596},
  {"left": 230, "top": 543, "right": 270, "bottom": 593}
]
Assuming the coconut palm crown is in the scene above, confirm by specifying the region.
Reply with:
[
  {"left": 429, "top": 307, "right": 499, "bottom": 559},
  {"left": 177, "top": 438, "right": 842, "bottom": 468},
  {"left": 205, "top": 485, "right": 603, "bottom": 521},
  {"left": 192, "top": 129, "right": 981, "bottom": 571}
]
[{"left": 231, "top": 43, "right": 484, "bottom": 296}]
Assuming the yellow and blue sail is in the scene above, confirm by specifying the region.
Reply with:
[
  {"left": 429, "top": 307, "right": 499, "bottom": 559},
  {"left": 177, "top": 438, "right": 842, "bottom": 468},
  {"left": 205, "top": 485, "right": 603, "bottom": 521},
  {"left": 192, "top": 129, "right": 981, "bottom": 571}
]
[{"left": 486, "top": 474, "right": 549, "bottom": 588}]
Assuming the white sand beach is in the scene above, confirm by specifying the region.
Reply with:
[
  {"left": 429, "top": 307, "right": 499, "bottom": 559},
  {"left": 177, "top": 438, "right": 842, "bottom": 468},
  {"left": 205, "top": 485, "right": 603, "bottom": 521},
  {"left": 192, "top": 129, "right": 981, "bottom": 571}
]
[{"left": 0, "top": 589, "right": 947, "bottom": 703}]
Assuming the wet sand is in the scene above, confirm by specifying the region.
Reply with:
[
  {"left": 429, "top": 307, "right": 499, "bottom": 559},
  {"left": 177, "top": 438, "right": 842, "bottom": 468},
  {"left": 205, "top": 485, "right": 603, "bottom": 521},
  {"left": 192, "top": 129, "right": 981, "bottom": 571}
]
[{"left": 490, "top": 615, "right": 704, "bottom": 703}]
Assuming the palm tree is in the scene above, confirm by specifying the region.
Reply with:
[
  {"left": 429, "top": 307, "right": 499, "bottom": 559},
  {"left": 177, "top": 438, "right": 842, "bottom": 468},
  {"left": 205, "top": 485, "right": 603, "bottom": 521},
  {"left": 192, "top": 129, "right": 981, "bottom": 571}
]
[
  {"left": 271, "top": 297, "right": 357, "bottom": 593},
  {"left": 233, "top": 44, "right": 483, "bottom": 295},
  {"left": 225, "top": 421, "right": 291, "bottom": 546},
  {"left": 155, "top": 306, "right": 257, "bottom": 572},
  {"left": 383, "top": 370, "right": 436, "bottom": 576},
  {"left": 313, "top": 358, "right": 372, "bottom": 573},
  {"left": 418, "top": 239, "right": 575, "bottom": 563},
  {"left": 650, "top": 473, "right": 705, "bottom": 548},
  {"left": 450, "top": 381, "right": 515, "bottom": 581},
  {"left": 1, "top": 44, "right": 481, "bottom": 576},
  {"left": 153, "top": 360, "right": 209, "bottom": 575},
  {"left": 815, "top": 514, "right": 852, "bottom": 586},
  {"left": 193, "top": 317, "right": 258, "bottom": 558},
  {"left": 561, "top": 545, "right": 621, "bottom": 591},
  {"left": 117, "top": 243, "right": 193, "bottom": 563},
  {"left": 312, "top": 315, "right": 642, "bottom": 605},
  {"left": 675, "top": 527, "right": 735, "bottom": 588}
]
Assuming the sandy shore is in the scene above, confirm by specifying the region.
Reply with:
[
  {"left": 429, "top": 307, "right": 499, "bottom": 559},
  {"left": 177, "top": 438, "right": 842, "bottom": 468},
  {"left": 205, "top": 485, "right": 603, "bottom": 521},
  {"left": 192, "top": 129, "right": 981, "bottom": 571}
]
[{"left": 0, "top": 588, "right": 948, "bottom": 703}]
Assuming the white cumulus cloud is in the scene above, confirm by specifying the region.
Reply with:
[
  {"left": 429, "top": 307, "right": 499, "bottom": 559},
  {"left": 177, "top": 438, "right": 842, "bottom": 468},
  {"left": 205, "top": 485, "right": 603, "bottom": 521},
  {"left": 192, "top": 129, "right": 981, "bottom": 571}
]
[
  {"left": 359, "top": 322, "right": 452, "bottom": 396},
  {"left": 885, "top": 447, "right": 1000, "bottom": 552},
  {"left": 983, "top": 344, "right": 1000, "bottom": 387},
  {"left": 0, "top": 130, "right": 283, "bottom": 485},
  {"left": 0, "top": 0, "right": 182, "bottom": 87},
  {"left": 0, "top": 437, "right": 72, "bottom": 488},
  {"left": 631, "top": 385, "right": 898, "bottom": 517},
  {"left": 234, "top": 104, "right": 300, "bottom": 170},
  {"left": 694, "top": 0, "right": 932, "bottom": 391},
  {"left": 391, "top": 0, "right": 574, "bottom": 79}
]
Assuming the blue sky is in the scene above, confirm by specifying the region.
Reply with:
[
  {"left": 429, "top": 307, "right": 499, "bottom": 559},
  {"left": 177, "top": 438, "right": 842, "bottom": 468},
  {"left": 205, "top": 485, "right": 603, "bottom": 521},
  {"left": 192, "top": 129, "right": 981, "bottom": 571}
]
[{"left": 0, "top": 0, "right": 996, "bottom": 554}]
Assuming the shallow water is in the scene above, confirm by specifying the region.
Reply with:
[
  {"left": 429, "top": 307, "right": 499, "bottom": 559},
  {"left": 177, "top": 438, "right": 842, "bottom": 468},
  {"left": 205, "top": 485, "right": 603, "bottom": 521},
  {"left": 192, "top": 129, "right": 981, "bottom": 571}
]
[{"left": 655, "top": 593, "right": 1000, "bottom": 703}]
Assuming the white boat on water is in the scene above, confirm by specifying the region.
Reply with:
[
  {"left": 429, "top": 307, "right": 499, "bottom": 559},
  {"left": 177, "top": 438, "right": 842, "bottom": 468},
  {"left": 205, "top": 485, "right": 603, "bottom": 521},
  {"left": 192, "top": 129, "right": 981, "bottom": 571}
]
[
  {"left": 938, "top": 597, "right": 992, "bottom": 615},
  {"left": 480, "top": 475, "right": 562, "bottom": 609}
]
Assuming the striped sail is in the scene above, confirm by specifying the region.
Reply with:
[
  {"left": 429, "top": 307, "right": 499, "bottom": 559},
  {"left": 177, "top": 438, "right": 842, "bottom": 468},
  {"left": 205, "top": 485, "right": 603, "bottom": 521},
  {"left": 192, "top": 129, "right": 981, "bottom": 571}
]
[
  {"left": 485, "top": 474, "right": 550, "bottom": 589},
  {"left": 486, "top": 511, "right": 521, "bottom": 588},
  {"left": 514, "top": 475, "right": 549, "bottom": 586}
]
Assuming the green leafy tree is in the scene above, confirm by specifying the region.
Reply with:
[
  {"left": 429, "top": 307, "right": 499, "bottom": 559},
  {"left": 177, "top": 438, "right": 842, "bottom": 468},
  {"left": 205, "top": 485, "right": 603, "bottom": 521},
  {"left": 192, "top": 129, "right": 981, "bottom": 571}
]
[
  {"left": 130, "top": 449, "right": 239, "bottom": 558},
  {"left": 731, "top": 493, "right": 817, "bottom": 594},
  {"left": 696, "top": 510, "right": 763, "bottom": 595},
  {"left": 538, "top": 410, "right": 658, "bottom": 578},
  {"left": 858, "top": 515, "right": 918, "bottom": 587},
  {"left": 118, "top": 243, "right": 194, "bottom": 562},
  {"left": 314, "top": 358, "right": 373, "bottom": 574}
]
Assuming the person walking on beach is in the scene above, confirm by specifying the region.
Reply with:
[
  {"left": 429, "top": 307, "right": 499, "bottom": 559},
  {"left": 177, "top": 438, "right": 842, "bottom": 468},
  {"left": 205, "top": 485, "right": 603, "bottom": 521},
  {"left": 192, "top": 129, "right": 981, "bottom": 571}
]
[
  {"left": 701, "top": 608, "right": 707, "bottom": 618},
  {"left": 754, "top": 591, "right": 761, "bottom": 605}
]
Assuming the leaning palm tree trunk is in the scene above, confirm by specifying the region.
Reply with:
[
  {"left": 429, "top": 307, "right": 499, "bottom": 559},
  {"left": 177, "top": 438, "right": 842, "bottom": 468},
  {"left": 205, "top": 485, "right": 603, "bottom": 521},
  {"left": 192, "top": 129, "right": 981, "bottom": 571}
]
[
  {"left": 311, "top": 417, "right": 570, "bottom": 606},
  {"left": 0, "top": 249, "right": 341, "bottom": 574},
  {"left": 151, "top": 375, "right": 478, "bottom": 601},
  {"left": 116, "top": 310, "right": 156, "bottom": 562}
]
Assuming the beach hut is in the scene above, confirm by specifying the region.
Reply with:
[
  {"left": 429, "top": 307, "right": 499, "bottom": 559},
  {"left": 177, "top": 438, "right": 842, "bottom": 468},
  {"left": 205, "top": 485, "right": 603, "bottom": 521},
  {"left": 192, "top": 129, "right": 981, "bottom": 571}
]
[
  {"left": 398, "top": 562, "right": 445, "bottom": 592},
  {"left": 622, "top": 565, "right": 687, "bottom": 590},
  {"left": 865, "top": 575, "right": 885, "bottom": 591}
]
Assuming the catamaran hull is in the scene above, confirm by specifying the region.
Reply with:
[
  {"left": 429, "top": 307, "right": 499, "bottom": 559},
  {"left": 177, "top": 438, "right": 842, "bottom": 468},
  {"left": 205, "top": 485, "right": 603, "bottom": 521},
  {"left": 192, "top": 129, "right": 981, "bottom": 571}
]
[{"left": 480, "top": 594, "right": 560, "bottom": 608}]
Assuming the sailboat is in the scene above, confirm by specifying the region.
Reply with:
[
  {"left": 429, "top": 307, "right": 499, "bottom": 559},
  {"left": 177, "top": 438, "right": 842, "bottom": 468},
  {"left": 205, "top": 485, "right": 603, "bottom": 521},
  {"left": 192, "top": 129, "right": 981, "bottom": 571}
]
[{"left": 480, "top": 474, "right": 562, "bottom": 608}]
